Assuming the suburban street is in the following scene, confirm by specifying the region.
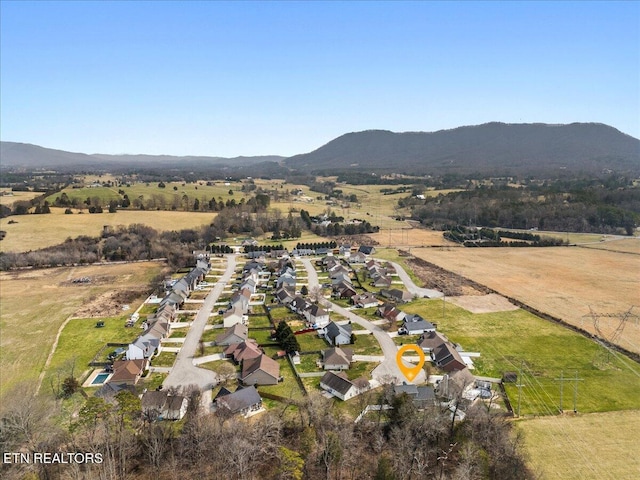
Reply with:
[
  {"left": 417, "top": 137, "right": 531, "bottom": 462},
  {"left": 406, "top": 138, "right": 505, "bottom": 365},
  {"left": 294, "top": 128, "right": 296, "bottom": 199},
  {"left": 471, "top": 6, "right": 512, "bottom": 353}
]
[
  {"left": 301, "top": 258, "right": 426, "bottom": 384},
  {"left": 388, "top": 261, "right": 443, "bottom": 299},
  {"left": 163, "top": 254, "right": 237, "bottom": 391}
]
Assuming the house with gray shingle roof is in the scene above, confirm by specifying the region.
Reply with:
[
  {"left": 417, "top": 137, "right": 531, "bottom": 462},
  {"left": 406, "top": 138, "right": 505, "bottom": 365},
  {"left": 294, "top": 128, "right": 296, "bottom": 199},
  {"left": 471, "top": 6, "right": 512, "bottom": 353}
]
[
  {"left": 215, "top": 386, "right": 263, "bottom": 417},
  {"left": 324, "top": 321, "right": 352, "bottom": 346},
  {"left": 320, "top": 371, "right": 369, "bottom": 401}
]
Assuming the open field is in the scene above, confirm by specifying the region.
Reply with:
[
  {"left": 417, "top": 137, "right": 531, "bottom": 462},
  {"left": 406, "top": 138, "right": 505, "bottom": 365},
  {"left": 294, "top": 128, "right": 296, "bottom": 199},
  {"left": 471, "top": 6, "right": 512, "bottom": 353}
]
[
  {"left": 0, "top": 208, "right": 217, "bottom": 252},
  {"left": 403, "top": 299, "right": 640, "bottom": 414},
  {"left": 411, "top": 246, "right": 640, "bottom": 355},
  {"left": 517, "top": 410, "right": 640, "bottom": 480},
  {"left": 0, "top": 189, "right": 44, "bottom": 206},
  {"left": 370, "top": 227, "right": 457, "bottom": 247},
  {"left": 0, "top": 262, "right": 162, "bottom": 399},
  {"left": 578, "top": 237, "right": 640, "bottom": 254}
]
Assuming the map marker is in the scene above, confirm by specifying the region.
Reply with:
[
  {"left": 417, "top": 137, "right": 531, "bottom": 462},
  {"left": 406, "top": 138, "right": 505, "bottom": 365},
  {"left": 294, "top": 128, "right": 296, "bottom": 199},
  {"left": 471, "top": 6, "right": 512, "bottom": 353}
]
[{"left": 396, "top": 344, "right": 425, "bottom": 382}]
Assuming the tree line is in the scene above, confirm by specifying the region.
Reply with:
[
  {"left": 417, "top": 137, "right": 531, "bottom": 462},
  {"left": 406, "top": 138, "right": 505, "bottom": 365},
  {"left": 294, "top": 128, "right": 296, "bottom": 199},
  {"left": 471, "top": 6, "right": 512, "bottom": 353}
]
[{"left": 0, "top": 381, "right": 532, "bottom": 480}]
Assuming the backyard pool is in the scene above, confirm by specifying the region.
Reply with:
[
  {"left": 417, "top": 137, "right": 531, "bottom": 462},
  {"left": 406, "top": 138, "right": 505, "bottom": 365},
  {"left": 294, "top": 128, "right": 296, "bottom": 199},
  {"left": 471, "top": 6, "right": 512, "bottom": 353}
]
[{"left": 91, "top": 373, "right": 110, "bottom": 385}]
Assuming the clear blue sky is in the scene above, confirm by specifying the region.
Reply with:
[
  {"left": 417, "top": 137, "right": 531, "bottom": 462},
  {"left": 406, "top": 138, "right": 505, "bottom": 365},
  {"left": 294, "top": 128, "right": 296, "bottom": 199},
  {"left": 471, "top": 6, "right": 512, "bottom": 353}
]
[{"left": 1, "top": 1, "right": 638, "bottom": 157}]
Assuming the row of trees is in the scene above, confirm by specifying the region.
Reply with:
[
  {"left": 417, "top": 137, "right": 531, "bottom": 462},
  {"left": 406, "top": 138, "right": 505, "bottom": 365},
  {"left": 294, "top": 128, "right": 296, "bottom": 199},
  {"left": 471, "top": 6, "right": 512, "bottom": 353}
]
[
  {"left": 408, "top": 184, "right": 639, "bottom": 234},
  {"left": 1, "top": 381, "right": 532, "bottom": 480}
]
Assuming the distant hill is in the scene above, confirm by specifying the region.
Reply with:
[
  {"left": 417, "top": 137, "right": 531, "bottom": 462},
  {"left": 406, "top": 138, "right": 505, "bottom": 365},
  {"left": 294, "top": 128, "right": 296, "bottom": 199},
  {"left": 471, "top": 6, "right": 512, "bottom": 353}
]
[
  {"left": 0, "top": 142, "right": 285, "bottom": 169},
  {"left": 285, "top": 123, "right": 640, "bottom": 176}
]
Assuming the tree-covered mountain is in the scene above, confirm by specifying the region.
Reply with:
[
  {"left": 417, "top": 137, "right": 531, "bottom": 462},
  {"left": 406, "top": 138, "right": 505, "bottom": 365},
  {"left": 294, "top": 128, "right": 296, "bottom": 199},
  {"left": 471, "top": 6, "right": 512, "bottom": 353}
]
[
  {"left": 0, "top": 142, "right": 285, "bottom": 170},
  {"left": 285, "top": 123, "right": 640, "bottom": 176}
]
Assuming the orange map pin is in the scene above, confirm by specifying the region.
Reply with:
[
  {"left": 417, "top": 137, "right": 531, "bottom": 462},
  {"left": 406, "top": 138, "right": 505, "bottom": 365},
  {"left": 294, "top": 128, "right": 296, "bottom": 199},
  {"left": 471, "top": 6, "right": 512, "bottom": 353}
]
[{"left": 396, "top": 344, "right": 425, "bottom": 382}]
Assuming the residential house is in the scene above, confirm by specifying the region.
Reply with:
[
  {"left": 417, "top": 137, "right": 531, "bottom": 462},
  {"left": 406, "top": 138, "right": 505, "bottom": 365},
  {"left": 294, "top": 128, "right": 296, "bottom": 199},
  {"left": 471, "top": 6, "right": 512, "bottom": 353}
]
[
  {"left": 223, "top": 305, "right": 247, "bottom": 328},
  {"left": 289, "top": 296, "right": 309, "bottom": 314},
  {"left": 394, "top": 382, "right": 437, "bottom": 408},
  {"left": 333, "top": 282, "right": 357, "bottom": 299},
  {"left": 320, "top": 347, "right": 353, "bottom": 370},
  {"left": 275, "top": 286, "right": 295, "bottom": 305},
  {"left": 324, "top": 321, "right": 353, "bottom": 346},
  {"left": 432, "top": 343, "right": 467, "bottom": 372},
  {"left": 141, "top": 391, "right": 188, "bottom": 421},
  {"left": 400, "top": 314, "right": 436, "bottom": 335},
  {"left": 224, "top": 339, "right": 263, "bottom": 363},
  {"left": 380, "top": 289, "right": 413, "bottom": 303},
  {"left": 109, "top": 359, "right": 147, "bottom": 386},
  {"left": 377, "top": 303, "right": 406, "bottom": 322},
  {"left": 215, "top": 323, "right": 249, "bottom": 346},
  {"left": 372, "top": 275, "right": 392, "bottom": 288},
  {"left": 214, "top": 386, "right": 263, "bottom": 417},
  {"left": 352, "top": 293, "right": 379, "bottom": 309},
  {"left": 241, "top": 354, "right": 281, "bottom": 386},
  {"left": 417, "top": 331, "right": 448, "bottom": 353},
  {"left": 436, "top": 368, "right": 476, "bottom": 400},
  {"left": 358, "top": 245, "right": 376, "bottom": 255},
  {"left": 305, "top": 304, "right": 330, "bottom": 328},
  {"left": 126, "top": 333, "right": 160, "bottom": 360},
  {"left": 320, "top": 371, "right": 369, "bottom": 401}
]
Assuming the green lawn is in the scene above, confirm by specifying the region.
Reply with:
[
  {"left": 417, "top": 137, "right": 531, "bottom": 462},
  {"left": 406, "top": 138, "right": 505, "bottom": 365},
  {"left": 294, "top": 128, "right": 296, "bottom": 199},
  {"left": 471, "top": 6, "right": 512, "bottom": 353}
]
[
  {"left": 269, "top": 306, "right": 297, "bottom": 321},
  {"left": 169, "top": 329, "right": 189, "bottom": 338},
  {"left": 43, "top": 316, "right": 140, "bottom": 389},
  {"left": 258, "top": 358, "right": 305, "bottom": 402},
  {"left": 403, "top": 299, "right": 640, "bottom": 414},
  {"left": 345, "top": 361, "right": 376, "bottom": 381},
  {"left": 350, "top": 333, "right": 383, "bottom": 356},
  {"left": 142, "top": 372, "right": 167, "bottom": 391},
  {"left": 249, "top": 329, "right": 274, "bottom": 345},
  {"left": 393, "top": 334, "right": 422, "bottom": 346},
  {"left": 138, "top": 304, "right": 158, "bottom": 315},
  {"left": 151, "top": 351, "right": 178, "bottom": 368},
  {"left": 248, "top": 315, "right": 272, "bottom": 328},
  {"left": 296, "top": 353, "right": 322, "bottom": 373},
  {"left": 201, "top": 328, "right": 221, "bottom": 343},
  {"left": 296, "top": 332, "right": 328, "bottom": 352}
]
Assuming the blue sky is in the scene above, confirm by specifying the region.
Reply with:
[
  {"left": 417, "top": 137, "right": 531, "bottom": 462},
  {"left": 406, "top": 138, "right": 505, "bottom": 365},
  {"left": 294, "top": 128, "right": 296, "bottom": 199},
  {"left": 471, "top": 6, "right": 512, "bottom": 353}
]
[{"left": 1, "top": 1, "right": 638, "bottom": 157}]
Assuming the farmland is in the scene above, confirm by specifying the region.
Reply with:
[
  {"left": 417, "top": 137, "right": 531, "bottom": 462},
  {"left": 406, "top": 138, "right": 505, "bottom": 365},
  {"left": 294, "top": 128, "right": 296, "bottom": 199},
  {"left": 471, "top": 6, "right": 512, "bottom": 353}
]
[
  {"left": 517, "top": 410, "right": 640, "bottom": 480},
  {"left": 410, "top": 244, "right": 640, "bottom": 355},
  {"left": 0, "top": 208, "right": 218, "bottom": 252},
  {"left": 0, "top": 262, "right": 163, "bottom": 399}
]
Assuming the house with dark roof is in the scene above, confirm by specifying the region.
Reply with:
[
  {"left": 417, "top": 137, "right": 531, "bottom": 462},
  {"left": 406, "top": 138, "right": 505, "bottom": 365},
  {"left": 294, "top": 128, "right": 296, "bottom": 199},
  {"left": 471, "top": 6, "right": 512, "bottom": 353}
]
[
  {"left": 275, "top": 286, "right": 295, "bottom": 305},
  {"left": 400, "top": 314, "right": 436, "bottom": 335},
  {"left": 436, "top": 368, "right": 476, "bottom": 400},
  {"left": 432, "top": 343, "right": 466, "bottom": 372},
  {"left": 333, "top": 282, "right": 357, "bottom": 299},
  {"left": 215, "top": 323, "right": 249, "bottom": 346},
  {"left": 214, "top": 386, "right": 263, "bottom": 417},
  {"left": 241, "top": 354, "right": 281, "bottom": 386},
  {"left": 324, "top": 321, "right": 352, "bottom": 346},
  {"left": 417, "top": 331, "right": 448, "bottom": 353},
  {"left": 320, "top": 371, "right": 369, "bottom": 401},
  {"left": 377, "top": 303, "right": 406, "bottom": 322},
  {"left": 394, "top": 382, "right": 436, "bottom": 408},
  {"left": 351, "top": 293, "right": 379, "bottom": 309},
  {"left": 320, "top": 347, "right": 353, "bottom": 370},
  {"left": 373, "top": 275, "right": 393, "bottom": 288},
  {"left": 380, "top": 289, "right": 413, "bottom": 303},
  {"left": 358, "top": 246, "right": 376, "bottom": 255},
  {"left": 289, "top": 296, "right": 309, "bottom": 314}
]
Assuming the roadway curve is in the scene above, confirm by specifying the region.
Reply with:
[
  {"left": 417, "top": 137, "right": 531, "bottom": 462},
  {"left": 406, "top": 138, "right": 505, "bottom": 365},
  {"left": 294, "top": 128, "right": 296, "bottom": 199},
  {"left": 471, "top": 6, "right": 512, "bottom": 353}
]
[
  {"left": 387, "top": 261, "right": 443, "bottom": 299},
  {"left": 301, "top": 258, "right": 426, "bottom": 384}
]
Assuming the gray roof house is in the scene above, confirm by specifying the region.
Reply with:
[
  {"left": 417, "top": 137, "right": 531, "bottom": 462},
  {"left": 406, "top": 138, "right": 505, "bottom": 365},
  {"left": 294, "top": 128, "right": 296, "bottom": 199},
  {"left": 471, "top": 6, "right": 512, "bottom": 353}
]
[
  {"left": 320, "top": 347, "right": 353, "bottom": 370},
  {"left": 394, "top": 383, "right": 436, "bottom": 408},
  {"left": 400, "top": 314, "right": 436, "bottom": 335},
  {"left": 324, "top": 321, "right": 352, "bottom": 346},
  {"left": 241, "top": 354, "right": 281, "bottom": 386},
  {"left": 215, "top": 386, "right": 263, "bottom": 417},
  {"left": 215, "top": 323, "right": 249, "bottom": 346},
  {"left": 320, "top": 371, "right": 369, "bottom": 401}
]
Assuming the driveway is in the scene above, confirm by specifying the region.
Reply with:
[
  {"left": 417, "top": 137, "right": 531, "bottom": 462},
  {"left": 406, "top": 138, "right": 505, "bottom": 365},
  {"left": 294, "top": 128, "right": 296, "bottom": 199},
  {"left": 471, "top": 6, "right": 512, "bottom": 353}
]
[
  {"left": 301, "top": 258, "right": 426, "bottom": 384},
  {"left": 163, "top": 254, "right": 237, "bottom": 391}
]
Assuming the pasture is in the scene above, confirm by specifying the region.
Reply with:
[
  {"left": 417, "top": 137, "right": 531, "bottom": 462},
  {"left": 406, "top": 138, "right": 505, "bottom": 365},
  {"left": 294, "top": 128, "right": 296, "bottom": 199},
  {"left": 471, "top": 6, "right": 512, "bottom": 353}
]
[
  {"left": 411, "top": 245, "right": 640, "bottom": 355},
  {"left": 0, "top": 262, "right": 162, "bottom": 399},
  {"left": 0, "top": 189, "right": 44, "bottom": 206},
  {"left": 517, "top": 410, "right": 640, "bottom": 480},
  {"left": 403, "top": 299, "right": 640, "bottom": 414},
  {"left": 0, "top": 208, "right": 217, "bottom": 252}
]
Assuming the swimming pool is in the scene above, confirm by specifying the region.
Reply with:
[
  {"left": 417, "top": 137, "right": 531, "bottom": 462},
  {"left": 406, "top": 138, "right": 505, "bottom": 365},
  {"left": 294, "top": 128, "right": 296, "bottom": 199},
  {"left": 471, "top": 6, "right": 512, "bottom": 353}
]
[{"left": 91, "top": 373, "right": 110, "bottom": 385}]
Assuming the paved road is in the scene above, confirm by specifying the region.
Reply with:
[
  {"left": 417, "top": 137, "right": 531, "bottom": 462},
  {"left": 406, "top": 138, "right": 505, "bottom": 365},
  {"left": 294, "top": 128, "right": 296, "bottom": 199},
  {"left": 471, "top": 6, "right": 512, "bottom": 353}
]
[
  {"left": 163, "top": 254, "right": 237, "bottom": 391},
  {"left": 388, "top": 261, "right": 443, "bottom": 299},
  {"left": 301, "top": 258, "right": 426, "bottom": 384}
]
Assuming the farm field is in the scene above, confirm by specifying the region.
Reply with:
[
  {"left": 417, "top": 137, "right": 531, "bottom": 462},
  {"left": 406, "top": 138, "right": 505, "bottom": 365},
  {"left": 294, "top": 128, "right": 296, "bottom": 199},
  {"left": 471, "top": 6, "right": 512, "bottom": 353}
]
[
  {"left": 578, "top": 237, "right": 640, "bottom": 254},
  {"left": 517, "top": 410, "right": 640, "bottom": 480},
  {"left": 403, "top": 299, "right": 640, "bottom": 414},
  {"left": 0, "top": 208, "right": 217, "bottom": 252},
  {"left": 411, "top": 246, "right": 640, "bottom": 355},
  {"left": 0, "top": 262, "right": 163, "bottom": 399},
  {"left": 0, "top": 189, "right": 44, "bottom": 205}
]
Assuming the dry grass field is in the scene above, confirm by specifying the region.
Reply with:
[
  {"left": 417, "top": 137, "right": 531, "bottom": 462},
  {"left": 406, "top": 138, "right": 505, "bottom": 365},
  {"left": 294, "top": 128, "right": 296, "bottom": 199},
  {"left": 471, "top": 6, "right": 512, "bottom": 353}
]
[
  {"left": 578, "top": 237, "right": 640, "bottom": 254},
  {"left": 369, "top": 227, "right": 457, "bottom": 247},
  {"left": 0, "top": 262, "right": 163, "bottom": 399},
  {"left": 0, "top": 189, "right": 43, "bottom": 206},
  {"left": 517, "top": 410, "right": 640, "bottom": 479},
  {"left": 0, "top": 208, "right": 217, "bottom": 252},
  {"left": 411, "top": 246, "right": 640, "bottom": 354}
]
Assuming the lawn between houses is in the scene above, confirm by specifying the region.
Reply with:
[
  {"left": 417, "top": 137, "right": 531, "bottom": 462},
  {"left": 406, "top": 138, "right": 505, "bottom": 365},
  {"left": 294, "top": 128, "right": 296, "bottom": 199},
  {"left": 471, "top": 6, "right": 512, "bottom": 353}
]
[{"left": 402, "top": 299, "right": 640, "bottom": 414}]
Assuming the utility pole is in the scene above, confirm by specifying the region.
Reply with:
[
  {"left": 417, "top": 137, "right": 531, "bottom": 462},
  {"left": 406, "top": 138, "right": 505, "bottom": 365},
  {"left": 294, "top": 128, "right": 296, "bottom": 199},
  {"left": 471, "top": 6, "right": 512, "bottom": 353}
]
[
  {"left": 516, "top": 361, "right": 524, "bottom": 417},
  {"left": 573, "top": 370, "right": 583, "bottom": 413},
  {"left": 555, "top": 369, "right": 583, "bottom": 414}
]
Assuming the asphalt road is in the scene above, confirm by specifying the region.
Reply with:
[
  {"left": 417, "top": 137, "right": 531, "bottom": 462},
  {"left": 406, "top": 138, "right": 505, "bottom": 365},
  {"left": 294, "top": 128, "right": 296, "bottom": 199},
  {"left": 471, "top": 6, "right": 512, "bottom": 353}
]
[
  {"left": 301, "top": 257, "right": 426, "bottom": 384},
  {"left": 163, "top": 254, "right": 237, "bottom": 391}
]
